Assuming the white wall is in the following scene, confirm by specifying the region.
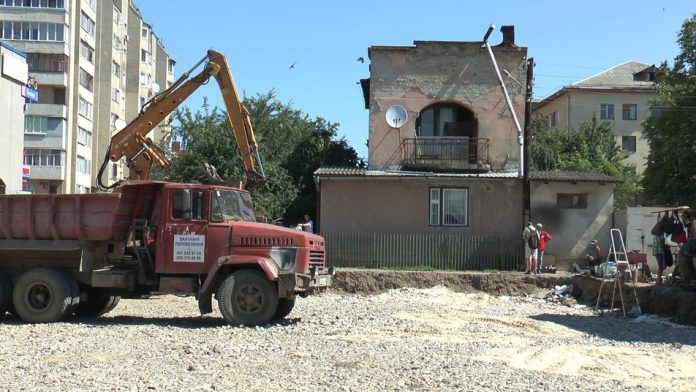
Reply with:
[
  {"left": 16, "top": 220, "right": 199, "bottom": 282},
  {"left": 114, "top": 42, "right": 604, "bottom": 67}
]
[{"left": 0, "top": 46, "right": 28, "bottom": 194}]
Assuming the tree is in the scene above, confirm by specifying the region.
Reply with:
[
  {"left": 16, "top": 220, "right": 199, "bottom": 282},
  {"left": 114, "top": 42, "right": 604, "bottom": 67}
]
[
  {"left": 162, "top": 92, "right": 362, "bottom": 222},
  {"left": 529, "top": 114, "right": 642, "bottom": 207},
  {"left": 642, "top": 14, "right": 696, "bottom": 206}
]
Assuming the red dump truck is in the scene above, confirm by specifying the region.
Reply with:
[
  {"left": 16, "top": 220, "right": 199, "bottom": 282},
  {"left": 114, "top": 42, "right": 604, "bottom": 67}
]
[{"left": 0, "top": 181, "right": 332, "bottom": 324}]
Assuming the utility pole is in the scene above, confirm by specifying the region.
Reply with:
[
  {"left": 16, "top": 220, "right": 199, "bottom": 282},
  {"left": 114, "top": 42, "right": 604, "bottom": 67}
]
[{"left": 523, "top": 57, "right": 534, "bottom": 225}]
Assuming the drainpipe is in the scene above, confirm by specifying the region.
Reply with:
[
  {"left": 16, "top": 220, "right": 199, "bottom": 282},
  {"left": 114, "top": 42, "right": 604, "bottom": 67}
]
[
  {"left": 523, "top": 57, "right": 534, "bottom": 225},
  {"left": 482, "top": 24, "right": 524, "bottom": 178}
]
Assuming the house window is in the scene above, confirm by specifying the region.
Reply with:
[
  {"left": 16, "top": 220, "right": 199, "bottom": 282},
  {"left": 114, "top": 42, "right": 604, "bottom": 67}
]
[
  {"left": 77, "top": 127, "right": 91, "bottom": 146},
  {"left": 557, "top": 193, "right": 588, "bottom": 209},
  {"left": 141, "top": 26, "right": 149, "bottom": 39},
  {"left": 621, "top": 136, "right": 636, "bottom": 152},
  {"left": 110, "top": 112, "right": 119, "bottom": 126},
  {"left": 24, "top": 116, "right": 48, "bottom": 134},
  {"left": 85, "top": 0, "right": 96, "bottom": 11},
  {"left": 141, "top": 49, "right": 151, "bottom": 64},
  {"left": 111, "top": 87, "right": 120, "bottom": 102},
  {"left": 113, "top": 6, "right": 121, "bottom": 24},
  {"left": 112, "top": 61, "right": 120, "bottom": 77},
  {"left": 0, "top": 0, "right": 65, "bottom": 8},
  {"left": 0, "top": 20, "right": 64, "bottom": 41},
  {"left": 112, "top": 33, "right": 122, "bottom": 50},
  {"left": 139, "top": 72, "right": 150, "bottom": 86},
  {"left": 168, "top": 59, "right": 175, "bottom": 73},
  {"left": 429, "top": 188, "right": 468, "bottom": 226},
  {"left": 600, "top": 104, "right": 614, "bottom": 120},
  {"left": 622, "top": 104, "right": 637, "bottom": 120},
  {"left": 78, "top": 96, "right": 92, "bottom": 120},
  {"left": 549, "top": 110, "right": 560, "bottom": 127},
  {"left": 77, "top": 155, "right": 90, "bottom": 175},
  {"left": 24, "top": 148, "right": 62, "bottom": 166},
  {"left": 80, "top": 12, "right": 95, "bottom": 37},
  {"left": 78, "top": 67, "right": 93, "bottom": 91},
  {"left": 417, "top": 103, "right": 477, "bottom": 137},
  {"left": 79, "top": 40, "right": 94, "bottom": 63}
]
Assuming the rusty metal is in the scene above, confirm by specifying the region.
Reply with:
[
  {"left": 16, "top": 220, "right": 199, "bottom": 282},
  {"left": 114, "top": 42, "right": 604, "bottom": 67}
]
[{"left": 401, "top": 137, "right": 490, "bottom": 171}]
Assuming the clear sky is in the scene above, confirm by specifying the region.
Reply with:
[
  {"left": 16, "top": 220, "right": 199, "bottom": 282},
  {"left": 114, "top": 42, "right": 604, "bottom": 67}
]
[{"left": 136, "top": 1, "right": 694, "bottom": 159}]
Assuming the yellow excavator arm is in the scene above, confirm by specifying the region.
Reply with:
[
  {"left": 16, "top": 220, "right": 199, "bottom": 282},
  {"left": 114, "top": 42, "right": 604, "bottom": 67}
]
[{"left": 98, "top": 50, "right": 265, "bottom": 190}]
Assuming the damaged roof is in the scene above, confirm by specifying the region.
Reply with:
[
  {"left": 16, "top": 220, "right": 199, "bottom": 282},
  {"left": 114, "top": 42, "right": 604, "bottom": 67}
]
[
  {"left": 314, "top": 167, "right": 519, "bottom": 179},
  {"left": 530, "top": 171, "right": 622, "bottom": 183}
]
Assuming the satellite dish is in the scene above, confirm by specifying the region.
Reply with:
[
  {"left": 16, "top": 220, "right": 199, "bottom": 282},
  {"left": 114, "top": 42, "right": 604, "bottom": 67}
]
[
  {"left": 385, "top": 105, "right": 408, "bottom": 128},
  {"left": 151, "top": 82, "right": 160, "bottom": 94},
  {"left": 114, "top": 119, "right": 127, "bottom": 131}
]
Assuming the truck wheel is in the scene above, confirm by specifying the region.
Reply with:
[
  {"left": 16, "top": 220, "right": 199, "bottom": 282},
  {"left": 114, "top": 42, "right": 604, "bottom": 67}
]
[
  {"left": 272, "top": 297, "right": 296, "bottom": 320},
  {"left": 12, "top": 268, "right": 72, "bottom": 323},
  {"left": 217, "top": 270, "right": 278, "bottom": 326},
  {"left": 75, "top": 289, "right": 120, "bottom": 317},
  {"left": 57, "top": 269, "right": 80, "bottom": 318},
  {"left": 0, "top": 270, "right": 13, "bottom": 316}
]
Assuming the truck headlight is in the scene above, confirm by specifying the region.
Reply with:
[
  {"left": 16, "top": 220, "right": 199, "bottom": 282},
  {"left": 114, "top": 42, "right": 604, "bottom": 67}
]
[{"left": 269, "top": 247, "right": 298, "bottom": 271}]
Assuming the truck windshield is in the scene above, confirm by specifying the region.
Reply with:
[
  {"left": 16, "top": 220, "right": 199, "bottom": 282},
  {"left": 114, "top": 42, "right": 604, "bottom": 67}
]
[{"left": 211, "top": 190, "right": 255, "bottom": 222}]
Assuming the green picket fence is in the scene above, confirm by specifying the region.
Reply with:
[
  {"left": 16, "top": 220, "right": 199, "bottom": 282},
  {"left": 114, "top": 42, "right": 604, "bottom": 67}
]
[{"left": 322, "top": 232, "right": 523, "bottom": 271}]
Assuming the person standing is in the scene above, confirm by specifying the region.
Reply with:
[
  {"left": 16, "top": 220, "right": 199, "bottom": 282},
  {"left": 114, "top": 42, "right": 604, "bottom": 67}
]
[
  {"left": 536, "top": 223, "right": 552, "bottom": 273},
  {"left": 522, "top": 222, "right": 539, "bottom": 274},
  {"left": 652, "top": 234, "right": 666, "bottom": 285},
  {"left": 298, "top": 214, "right": 314, "bottom": 233}
]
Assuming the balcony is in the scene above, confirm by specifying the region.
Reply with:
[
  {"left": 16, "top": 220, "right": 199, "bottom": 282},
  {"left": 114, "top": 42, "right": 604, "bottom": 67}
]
[
  {"left": 32, "top": 71, "right": 68, "bottom": 87},
  {"left": 27, "top": 165, "right": 65, "bottom": 181},
  {"left": 401, "top": 137, "right": 490, "bottom": 172},
  {"left": 25, "top": 103, "right": 67, "bottom": 119}
]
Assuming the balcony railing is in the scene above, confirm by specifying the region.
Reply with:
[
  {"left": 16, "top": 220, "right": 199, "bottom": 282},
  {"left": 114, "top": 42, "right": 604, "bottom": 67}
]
[{"left": 401, "top": 137, "right": 490, "bottom": 172}]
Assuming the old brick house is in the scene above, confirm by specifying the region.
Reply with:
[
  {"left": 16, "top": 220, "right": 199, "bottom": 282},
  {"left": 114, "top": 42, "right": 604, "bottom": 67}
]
[{"left": 314, "top": 27, "right": 529, "bottom": 269}]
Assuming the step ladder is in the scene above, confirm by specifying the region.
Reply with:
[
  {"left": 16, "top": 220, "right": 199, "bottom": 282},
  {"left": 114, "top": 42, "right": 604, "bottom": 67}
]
[{"left": 595, "top": 228, "right": 642, "bottom": 317}]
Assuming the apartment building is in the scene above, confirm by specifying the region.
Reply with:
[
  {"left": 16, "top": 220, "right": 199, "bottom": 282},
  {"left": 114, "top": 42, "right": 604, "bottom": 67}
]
[
  {"left": 0, "top": 41, "right": 28, "bottom": 194},
  {"left": 0, "top": 0, "right": 174, "bottom": 194},
  {"left": 533, "top": 61, "right": 658, "bottom": 173}
]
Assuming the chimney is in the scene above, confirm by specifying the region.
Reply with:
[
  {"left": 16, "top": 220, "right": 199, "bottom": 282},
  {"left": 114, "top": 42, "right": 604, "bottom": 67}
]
[{"left": 500, "top": 25, "right": 515, "bottom": 47}]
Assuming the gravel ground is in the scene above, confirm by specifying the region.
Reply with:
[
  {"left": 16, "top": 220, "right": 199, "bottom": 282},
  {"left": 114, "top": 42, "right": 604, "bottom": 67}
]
[{"left": 1, "top": 287, "right": 695, "bottom": 391}]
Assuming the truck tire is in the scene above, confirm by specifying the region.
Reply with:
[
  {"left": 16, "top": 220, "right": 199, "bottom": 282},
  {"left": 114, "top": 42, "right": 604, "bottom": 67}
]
[
  {"left": 272, "top": 297, "right": 296, "bottom": 320},
  {"left": 57, "top": 269, "right": 80, "bottom": 318},
  {"left": 0, "top": 270, "right": 13, "bottom": 316},
  {"left": 12, "top": 268, "right": 72, "bottom": 323},
  {"left": 75, "top": 289, "right": 120, "bottom": 317},
  {"left": 217, "top": 270, "right": 278, "bottom": 326}
]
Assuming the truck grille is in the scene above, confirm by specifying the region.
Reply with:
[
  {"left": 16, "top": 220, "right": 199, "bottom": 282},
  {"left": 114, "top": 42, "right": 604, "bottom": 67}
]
[
  {"left": 309, "top": 250, "right": 325, "bottom": 268},
  {"left": 239, "top": 236, "right": 293, "bottom": 246}
]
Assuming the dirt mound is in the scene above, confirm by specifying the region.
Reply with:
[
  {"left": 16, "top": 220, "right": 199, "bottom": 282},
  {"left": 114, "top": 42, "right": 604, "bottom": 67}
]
[{"left": 331, "top": 269, "right": 573, "bottom": 297}]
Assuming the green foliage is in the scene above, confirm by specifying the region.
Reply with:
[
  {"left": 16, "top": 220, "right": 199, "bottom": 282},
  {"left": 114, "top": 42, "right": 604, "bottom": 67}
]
[
  {"left": 642, "top": 13, "right": 696, "bottom": 206},
  {"left": 163, "top": 92, "right": 362, "bottom": 222},
  {"left": 529, "top": 114, "right": 642, "bottom": 207}
]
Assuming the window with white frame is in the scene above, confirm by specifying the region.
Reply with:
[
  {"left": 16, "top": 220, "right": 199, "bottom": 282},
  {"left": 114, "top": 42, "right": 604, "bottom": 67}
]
[
  {"left": 140, "top": 49, "right": 151, "bottom": 64},
  {"left": 84, "top": 0, "right": 95, "bottom": 11},
  {"left": 24, "top": 116, "right": 48, "bottom": 134},
  {"left": 600, "top": 103, "right": 614, "bottom": 120},
  {"left": 139, "top": 97, "right": 146, "bottom": 109},
  {"left": 141, "top": 26, "right": 149, "bottom": 39},
  {"left": 168, "top": 59, "right": 175, "bottom": 73},
  {"left": 139, "top": 72, "right": 150, "bottom": 87},
  {"left": 113, "top": 6, "right": 122, "bottom": 25},
  {"left": 79, "top": 40, "right": 94, "bottom": 63},
  {"left": 77, "top": 127, "right": 91, "bottom": 146},
  {"left": 112, "top": 61, "right": 120, "bottom": 77},
  {"left": 78, "top": 96, "right": 92, "bottom": 120},
  {"left": 0, "top": 0, "right": 65, "bottom": 8},
  {"left": 24, "top": 148, "right": 62, "bottom": 166},
  {"left": 429, "top": 188, "right": 468, "bottom": 226},
  {"left": 110, "top": 112, "right": 119, "bottom": 126},
  {"left": 622, "top": 104, "right": 637, "bottom": 120},
  {"left": 0, "top": 20, "right": 64, "bottom": 41},
  {"left": 80, "top": 11, "right": 95, "bottom": 37},
  {"left": 77, "top": 155, "right": 91, "bottom": 175},
  {"left": 111, "top": 87, "right": 120, "bottom": 102},
  {"left": 79, "top": 67, "right": 93, "bottom": 91},
  {"left": 112, "top": 33, "right": 122, "bottom": 50}
]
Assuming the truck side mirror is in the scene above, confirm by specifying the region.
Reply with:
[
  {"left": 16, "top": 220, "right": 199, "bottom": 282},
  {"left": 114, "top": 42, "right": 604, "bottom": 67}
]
[{"left": 182, "top": 189, "right": 192, "bottom": 220}]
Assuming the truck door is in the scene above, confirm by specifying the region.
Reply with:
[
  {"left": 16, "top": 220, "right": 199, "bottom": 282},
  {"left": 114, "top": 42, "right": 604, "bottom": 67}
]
[{"left": 160, "top": 188, "right": 209, "bottom": 274}]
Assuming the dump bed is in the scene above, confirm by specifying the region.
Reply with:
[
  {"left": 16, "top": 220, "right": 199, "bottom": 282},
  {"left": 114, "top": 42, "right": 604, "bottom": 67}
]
[{"left": 0, "top": 182, "right": 162, "bottom": 242}]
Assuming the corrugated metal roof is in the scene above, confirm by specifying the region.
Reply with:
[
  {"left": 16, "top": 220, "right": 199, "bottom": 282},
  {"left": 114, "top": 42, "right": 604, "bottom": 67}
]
[
  {"left": 571, "top": 61, "right": 654, "bottom": 89},
  {"left": 314, "top": 166, "right": 520, "bottom": 179},
  {"left": 530, "top": 171, "right": 622, "bottom": 183}
]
